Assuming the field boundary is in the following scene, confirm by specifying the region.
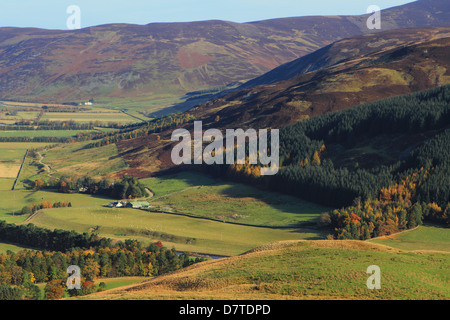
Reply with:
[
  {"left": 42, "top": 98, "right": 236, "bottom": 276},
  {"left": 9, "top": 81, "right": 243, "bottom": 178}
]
[
  {"left": 366, "top": 226, "right": 419, "bottom": 241},
  {"left": 11, "top": 148, "right": 28, "bottom": 190},
  {"left": 140, "top": 207, "right": 317, "bottom": 230},
  {"left": 121, "top": 110, "right": 146, "bottom": 123}
]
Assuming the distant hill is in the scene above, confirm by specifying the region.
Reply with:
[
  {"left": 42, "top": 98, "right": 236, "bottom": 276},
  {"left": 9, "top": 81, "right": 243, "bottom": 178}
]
[
  {"left": 0, "top": 0, "right": 449, "bottom": 109},
  {"left": 188, "top": 27, "right": 450, "bottom": 130}
]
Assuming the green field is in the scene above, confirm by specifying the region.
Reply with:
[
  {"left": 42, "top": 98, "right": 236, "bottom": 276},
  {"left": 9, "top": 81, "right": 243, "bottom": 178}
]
[
  {"left": 0, "top": 242, "right": 37, "bottom": 254},
  {"left": 0, "top": 142, "right": 56, "bottom": 190},
  {"left": 140, "top": 171, "right": 218, "bottom": 197},
  {"left": 0, "top": 178, "right": 14, "bottom": 191},
  {"left": 0, "top": 189, "right": 112, "bottom": 223},
  {"left": 25, "top": 206, "right": 325, "bottom": 256},
  {"left": 41, "top": 111, "right": 140, "bottom": 124},
  {"left": 0, "top": 130, "right": 96, "bottom": 138},
  {"left": 370, "top": 225, "right": 450, "bottom": 252},
  {"left": 144, "top": 173, "right": 330, "bottom": 228},
  {"left": 17, "top": 141, "right": 128, "bottom": 186},
  {"left": 93, "top": 277, "right": 148, "bottom": 291}
]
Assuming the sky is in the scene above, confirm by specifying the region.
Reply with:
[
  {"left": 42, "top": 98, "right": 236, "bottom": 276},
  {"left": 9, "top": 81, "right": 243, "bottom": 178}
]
[{"left": 0, "top": 0, "right": 416, "bottom": 30}]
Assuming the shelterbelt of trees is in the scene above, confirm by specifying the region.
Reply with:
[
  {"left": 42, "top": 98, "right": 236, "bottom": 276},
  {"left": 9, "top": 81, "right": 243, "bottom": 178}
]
[
  {"left": 0, "top": 113, "right": 195, "bottom": 144},
  {"left": 0, "top": 221, "right": 203, "bottom": 300},
  {"left": 3, "top": 120, "right": 95, "bottom": 130},
  {"left": 33, "top": 175, "right": 148, "bottom": 200},
  {"left": 83, "top": 112, "right": 195, "bottom": 149},
  {"left": 201, "top": 85, "right": 450, "bottom": 239}
]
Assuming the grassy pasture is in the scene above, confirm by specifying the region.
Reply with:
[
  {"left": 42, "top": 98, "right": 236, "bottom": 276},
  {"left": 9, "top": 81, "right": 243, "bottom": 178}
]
[
  {"left": 0, "top": 142, "right": 35, "bottom": 190},
  {"left": 16, "top": 141, "right": 128, "bottom": 187},
  {"left": 0, "top": 130, "right": 96, "bottom": 138},
  {"left": 0, "top": 242, "right": 40, "bottom": 254},
  {"left": 370, "top": 225, "right": 450, "bottom": 252},
  {"left": 0, "top": 178, "right": 15, "bottom": 190},
  {"left": 37, "top": 141, "right": 128, "bottom": 178},
  {"left": 94, "top": 277, "right": 149, "bottom": 291},
  {"left": 144, "top": 172, "right": 330, "bottom": 228},
  {"left": 0, "top": 189, "right": 111, "bottom": 223},
  {"left": 0, "top": 142, "right": 54, "bottom": 190},
  {"left": 140, "top": 171, "right": 218, "bottom": 197},
  {"left": 25, "top": 206, "right": 325, "bottom": 256},
  {"left": 41, "top": 111, "right": 139, "bottom": 124}
]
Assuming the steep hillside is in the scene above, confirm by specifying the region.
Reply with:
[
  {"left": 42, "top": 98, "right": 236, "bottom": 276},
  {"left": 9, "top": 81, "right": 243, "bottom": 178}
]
[
  {"left": 112, "top": 28, "right": 450, "bottom": 177},
  {"left": 77, "top": 240, "right": 450, "bottom": 300},
  {"left": 189, "top": 27, "right": 450, "bottom": 130},
  {"left": 1, "top": 0, "right": 450, "bottom": 110}
]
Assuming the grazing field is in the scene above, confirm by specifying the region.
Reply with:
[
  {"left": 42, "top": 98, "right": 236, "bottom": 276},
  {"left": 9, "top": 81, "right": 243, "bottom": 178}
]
[
  {"left": 0, "top": 111, "right": 39, "bottom": 122},
  {"left": 0, "top": 242, "right": 39, "bottom": 254},
  {"left": 144, "top": 173, "right": 330, "bottom": 228},
  {"left": 25, "top": 206, "right": 325, "bottom": 256},
  {"left": 41, "top": 111, "right": 140, "bottom": 124},
  {"left": 0, "top": 142, "right": 28, "bottom": 180},
  {"left": 18, "top": 141, "right": 128, "bottom": 185},
  {"left": 0, "top": 130, "right": 96, "bottom": 138},
  {"left": 93, "top": 277, "right": 149, "bottom": 291},
  {"left": 0, "top": 142, "right": 35, "bottom": 190},
  {"left": 370, "top": 225, "right": 450, "bottom": 252},
  {"left": 0, "top": 189, "right": 111, "bottom": 222},
  {"left": 79, "top": 240, "right": 450, "bottom": 300},
  {"left": 140, "top": 171, "right": 218, "bottom": 197},
  {"left": 0, "top": 178, "right": 15, "bottom": 190}
]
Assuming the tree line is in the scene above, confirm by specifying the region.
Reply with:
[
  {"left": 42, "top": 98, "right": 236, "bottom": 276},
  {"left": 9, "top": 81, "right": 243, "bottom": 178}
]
[
  {"left": 7, "top": 120, "right": 94, "bottom": 130},
  {"left": 33, "top": 175, "right": 148, "bottom": 200},
  {"left": 84, "top": 112, "right": 195, "bottom": 149},
  {"left": 0, "top": 238, "right": 203, "bottom": 299}
]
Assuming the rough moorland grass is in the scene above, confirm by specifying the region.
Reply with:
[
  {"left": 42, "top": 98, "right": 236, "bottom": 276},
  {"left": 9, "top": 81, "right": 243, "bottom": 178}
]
[
  {"left": 147, "top": 178, "right": 330, "bottom": 228},
  {"left": 25, "top": 207, "right": 325, "bottom": 256},
  {"left": 370, "top": 225, "right": 450, "bottom": 252},
  {"left": 80, "top": 240, "right": 450, "bottom": 300}
]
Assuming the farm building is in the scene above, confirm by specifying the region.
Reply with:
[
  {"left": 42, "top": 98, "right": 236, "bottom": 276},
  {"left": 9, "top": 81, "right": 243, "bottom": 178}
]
[
  {"left": 106, "top": 201, "right": 126, "bottom": 208},
  {"left": 126, "top": 201, "right": 150, "bottom": 209}
]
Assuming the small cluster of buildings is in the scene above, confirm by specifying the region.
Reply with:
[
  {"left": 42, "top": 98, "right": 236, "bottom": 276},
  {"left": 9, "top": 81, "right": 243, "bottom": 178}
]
[{"left": 106, "top": 200, "right": 150, "bottom": 209}]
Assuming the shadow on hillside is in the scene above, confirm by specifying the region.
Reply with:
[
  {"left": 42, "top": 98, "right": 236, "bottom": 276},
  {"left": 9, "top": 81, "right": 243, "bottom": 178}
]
[{"left": 156, "top": 170, "right": 332, "bottom": 230}]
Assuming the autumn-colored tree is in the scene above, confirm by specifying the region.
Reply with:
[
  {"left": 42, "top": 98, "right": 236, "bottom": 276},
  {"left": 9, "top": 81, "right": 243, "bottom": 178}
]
[
  {"left": 40, "top": 201, "right": 53, "bottom": 209},
  {"left": 82, "top": 280, "right": 96, "bottom": 295},
  {"left": 311, "top": 151, "right": 321, "bottom": 166},
  {"left": 44, "top": 279, "right": 65, "bottom": 300},
  {"left": 33, "top": 179, "right": 44, "bottom": 190},
  {"left": 83, "top": 258, "right": 100, "bottom": 281}
]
